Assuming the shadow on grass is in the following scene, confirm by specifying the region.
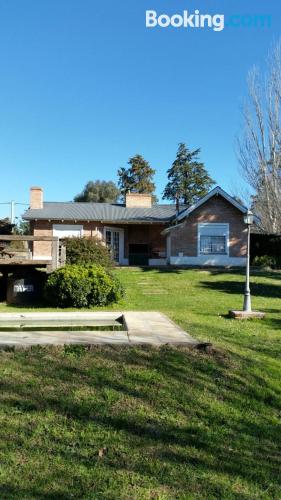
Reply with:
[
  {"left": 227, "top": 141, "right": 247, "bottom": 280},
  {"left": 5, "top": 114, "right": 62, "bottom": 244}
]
[
  {"left": 137, "top": 267, "right": 281, "bottom": 279},
  {"left": 0, "top": 301, "right": 51, "bottom": 309},
  {"left": 200, "top": 279, "right": 281, "bottom": 298},
  {"left": 0, "top": 484, "right": 70, "bottom": 500},
  {"left": 207, "top": 267, "right": 281, "bottom": 279},
  {"left": 264, "top": 317, "right": 281, "bottom": 331},
  {"left": 136, "top": 266, "right": 183, "bottom": 274},
  {"left": 0, "top": 344, "right": 280, "bottom": 497}
]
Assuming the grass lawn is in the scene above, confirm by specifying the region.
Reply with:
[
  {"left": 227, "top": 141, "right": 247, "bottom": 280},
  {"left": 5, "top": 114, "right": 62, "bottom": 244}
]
[{"left": 0, "top": 268, "right": 280, "bottom": 498}]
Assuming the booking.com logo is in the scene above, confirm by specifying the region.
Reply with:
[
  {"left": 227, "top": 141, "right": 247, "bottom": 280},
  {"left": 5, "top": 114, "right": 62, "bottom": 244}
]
[{"left": 145, "top": 10, "right": 271, "bottom": 32}]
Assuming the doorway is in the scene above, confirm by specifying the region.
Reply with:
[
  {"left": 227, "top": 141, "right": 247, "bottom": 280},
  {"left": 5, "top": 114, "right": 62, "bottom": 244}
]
[
  {"left": 104, "top": 227, "right": 124, "bottom": 264},
  {"left": 129, "top": 244, "right": 149, "bottom": 266}
]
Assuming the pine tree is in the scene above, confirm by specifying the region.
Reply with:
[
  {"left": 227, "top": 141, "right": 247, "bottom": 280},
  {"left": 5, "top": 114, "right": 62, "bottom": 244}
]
[
  {"left": 118, "top": 155, "right": 157, "bottom": 202},
  {"left": 163, "top": 143, "right": 215, "bottom": 205}
]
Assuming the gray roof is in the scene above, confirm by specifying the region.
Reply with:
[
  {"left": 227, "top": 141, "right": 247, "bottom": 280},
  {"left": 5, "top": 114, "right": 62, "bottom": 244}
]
[{"left": 23, "top": 202, "right": 183, "bottom": 223}]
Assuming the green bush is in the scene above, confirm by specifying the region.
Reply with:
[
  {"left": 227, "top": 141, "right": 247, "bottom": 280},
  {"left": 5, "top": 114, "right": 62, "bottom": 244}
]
[
  {"left": 86, "top": 265, "right": 123, "bottom": 305},
  {"left": 44, "top": 264, "right": 124, "bottom": 308},
  {"left": 64, "top": 237, "right": 114, "bottom": 268},
  {"left": 252, "top": 255, "right": 277, "bottom": 269}
]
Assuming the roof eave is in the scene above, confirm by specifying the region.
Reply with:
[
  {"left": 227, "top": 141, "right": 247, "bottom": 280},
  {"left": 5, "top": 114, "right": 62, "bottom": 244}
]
[
  {"left": 161, "top": 221, "right": 186, "bottom": 235},
  {"left": 177, "top": 186, "right": 248, "bottom": 222},
  {"left": 22, "top": 215, "right": 170, "bottom": 224}
]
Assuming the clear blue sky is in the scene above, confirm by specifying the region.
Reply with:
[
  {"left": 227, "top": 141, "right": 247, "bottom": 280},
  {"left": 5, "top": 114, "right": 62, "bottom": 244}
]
[{"left": 0, "top": 0, "right": 280, "bottom": 219}]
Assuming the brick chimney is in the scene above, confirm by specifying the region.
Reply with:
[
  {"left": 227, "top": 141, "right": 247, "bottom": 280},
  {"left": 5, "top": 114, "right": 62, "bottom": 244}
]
[
  {"left": 125, "top": 192, "right": 152, "bottom": 208},
  {"left": 30, "top": 187, "right": 43, "bottom": 209}
]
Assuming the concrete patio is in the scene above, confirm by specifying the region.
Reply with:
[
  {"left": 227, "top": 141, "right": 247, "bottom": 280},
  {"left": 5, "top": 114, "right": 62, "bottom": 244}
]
[{"left": 0, "top": 311, "right": 197, "bottom": 348}]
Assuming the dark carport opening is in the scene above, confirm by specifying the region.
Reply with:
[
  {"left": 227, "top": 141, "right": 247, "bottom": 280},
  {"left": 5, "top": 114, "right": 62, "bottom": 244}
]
[{"left": 129, "top": 244, "right": 149, "bottom": 266}]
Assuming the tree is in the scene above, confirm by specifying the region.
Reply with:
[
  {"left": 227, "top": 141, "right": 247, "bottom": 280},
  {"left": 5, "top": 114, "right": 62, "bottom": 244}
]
[
  {"left": 118, "top": 155, "right": 156, "bottom": 202},
  {"left": 74, "top": 180, "right": 120, "bottom": 203},
  {"left": 0, "top": 218, "right": 14, "bottom": 234},
  {"left": 237, "top": 41, "right": 281, "bottom": 233},
  {"left": 163, "top": 143, "right": 215, "bottom": 206},
  {"left": 14, "top": 219, "right": 30, "bottom": 235}
]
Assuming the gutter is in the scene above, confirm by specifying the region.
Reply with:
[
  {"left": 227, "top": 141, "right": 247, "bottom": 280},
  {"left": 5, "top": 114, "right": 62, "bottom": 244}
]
[{"left": 22, "top": 217, "right": 170, "bottom": 225}]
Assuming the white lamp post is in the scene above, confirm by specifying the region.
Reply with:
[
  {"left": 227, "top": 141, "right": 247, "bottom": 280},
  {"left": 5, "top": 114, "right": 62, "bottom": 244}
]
[
  {"left": 243, "top": 210, "right": 254, "bottom": 312},
  {"left": 230, "top": 209, "right": 264, "bottom": 319}
]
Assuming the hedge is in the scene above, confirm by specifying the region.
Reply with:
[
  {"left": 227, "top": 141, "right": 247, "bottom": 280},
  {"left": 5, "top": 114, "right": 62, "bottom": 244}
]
[{"left": 251, "top": 233, "right": 281, "bottom": 268}]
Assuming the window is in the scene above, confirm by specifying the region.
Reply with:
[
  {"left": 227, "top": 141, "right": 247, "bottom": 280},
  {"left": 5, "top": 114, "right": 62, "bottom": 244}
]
[
  {"left": 200, "top": 235, "right": 226, "bottom": 254},
  {"left": 53, "top": 225, "right": 83, "bottom": 238},
  {"left": 106, "top": 230, "right": 111, "bottom": 247},
  {"left": 112, "top": 231, "right": 120, "bottom": 261},
  {"left": 105, "top": 229, "right": 120, "bottom": 262},
  {"left": 198, "top": 223, "right": 228, "bottom": 255}
]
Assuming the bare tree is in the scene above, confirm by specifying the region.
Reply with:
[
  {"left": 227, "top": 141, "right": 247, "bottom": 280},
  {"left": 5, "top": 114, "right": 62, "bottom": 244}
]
[{"left": 237, "top": 41, "right": 281, "bottom": 233}]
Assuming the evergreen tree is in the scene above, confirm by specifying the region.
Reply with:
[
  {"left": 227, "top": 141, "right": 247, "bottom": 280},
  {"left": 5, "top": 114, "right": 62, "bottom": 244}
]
[
  {"left": 163, "top": 143, "right": 215, "bottom": 205},
  {"left": 14, "top": 219, "right": 30, "bottom": 235},
  {"left": 74, "top": 180, "right": 120, "bottom": 203},
  {"left": 0, "top": 218, "right": 14, "bottom": 234},
  {"left": 118, "top": 155, "right": 156, "bottom": 202}
]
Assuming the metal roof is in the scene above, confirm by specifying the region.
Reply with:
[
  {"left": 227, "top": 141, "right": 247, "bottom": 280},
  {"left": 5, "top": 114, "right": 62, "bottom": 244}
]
[
  {"left": 23, "top": 186, "right": 244, "bottom": 225},
  {"left": 23, "top": 202, "right": 181, "bottom": 223}
]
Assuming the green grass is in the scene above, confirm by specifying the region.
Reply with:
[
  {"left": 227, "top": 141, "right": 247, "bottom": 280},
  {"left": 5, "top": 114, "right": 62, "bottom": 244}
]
[{"left": 0, "top": 268, "right": 280, "bottom": 499}]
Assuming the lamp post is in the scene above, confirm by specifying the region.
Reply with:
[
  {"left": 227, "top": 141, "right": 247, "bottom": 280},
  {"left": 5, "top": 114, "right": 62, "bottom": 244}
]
[{"left": 243, "top": 210, "right": 254, "bottom": 312}]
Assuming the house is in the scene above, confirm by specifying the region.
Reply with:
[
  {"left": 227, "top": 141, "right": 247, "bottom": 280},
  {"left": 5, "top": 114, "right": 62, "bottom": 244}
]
[{"left": 22, "top": 186, "right": 248, "bottom": 267}]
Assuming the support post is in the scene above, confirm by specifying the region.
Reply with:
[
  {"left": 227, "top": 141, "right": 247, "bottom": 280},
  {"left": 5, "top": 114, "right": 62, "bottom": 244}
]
[
  {"left": 60, "top": 244, "right": 66, "bottom": 266},
  {"left": 10, "top": 201, "right": 15, "bottom": 224},
  {"left": 243, "top": 224, "right": 251, "bottom": 312},
  {"left": 51, "top": 238, "right": 59, "bottom": 270}
]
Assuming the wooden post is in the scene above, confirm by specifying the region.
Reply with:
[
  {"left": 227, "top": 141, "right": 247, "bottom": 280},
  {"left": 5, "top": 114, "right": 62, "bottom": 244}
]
[
  {"left": 51, "top": 238, "right": 59, "bottom": 270},
  {"left": 60, "top": 244, "right": 66, "bottom": 266}
]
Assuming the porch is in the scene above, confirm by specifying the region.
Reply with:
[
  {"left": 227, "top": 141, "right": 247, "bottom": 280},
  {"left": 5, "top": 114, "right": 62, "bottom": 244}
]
[{"left": 103, "top": 224, "right": 167, "bottom": 266}]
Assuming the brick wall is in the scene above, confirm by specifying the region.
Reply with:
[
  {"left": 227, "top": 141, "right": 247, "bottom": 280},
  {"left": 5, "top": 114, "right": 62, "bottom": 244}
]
[
  {"left": 31, "top": 220, "right": 52, "bottom": 258},
  {"left": 124, "top": 224, "right": 166, "bottom": 258},
  {"left": 31, "top": 220, "right": 107, "bottom": 258},
  {"left": 30, "top": 221, "right": 166, "bottom": 260},
  {"left": 170, "top": 195, "right": 247, "bottom": 257}
]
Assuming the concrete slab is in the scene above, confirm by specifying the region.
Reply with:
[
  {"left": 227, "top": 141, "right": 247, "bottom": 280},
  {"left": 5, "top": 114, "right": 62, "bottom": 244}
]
[
  {"left": 0, "top": 311, "right": 197, "bottom": 348},
  {"left": 229, "top": 310, "right": 265, "bottom": 319},
  {"left": 124, "top": 312, "right": 196, "bottom": 345},
  {"left": 0, "top": 330, "right": 130, "bottom": 347},
  {"left": 0, "top": 312, "right": 123, "bottom": 321}
]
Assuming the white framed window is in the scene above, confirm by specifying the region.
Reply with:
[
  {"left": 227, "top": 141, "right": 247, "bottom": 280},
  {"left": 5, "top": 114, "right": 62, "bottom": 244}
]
[
  {"left": 198, "top": 223, "right": 229, "bottom": 255},
  {"left": 53, "top": 224, "right": 83, "bottom": 238},
  {"left": 200, "top": 235, "right": 226, "bottom": 254},
  {"left": 103, "top": 227, "right": 124, "bottom": 264}
]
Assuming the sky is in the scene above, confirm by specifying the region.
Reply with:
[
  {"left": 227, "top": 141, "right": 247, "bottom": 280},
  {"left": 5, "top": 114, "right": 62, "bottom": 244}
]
[{"left": 0, "top": 0, "right": 280, "bottom": 220}]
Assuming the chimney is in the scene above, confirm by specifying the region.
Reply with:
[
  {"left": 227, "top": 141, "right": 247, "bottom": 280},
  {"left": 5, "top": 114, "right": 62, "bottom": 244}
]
[
  {"left": 30, "top": 187, "right": 43, "bottom": 209},
  {"left": 125, "top": 192, "right": 152, "bottom": 208}
]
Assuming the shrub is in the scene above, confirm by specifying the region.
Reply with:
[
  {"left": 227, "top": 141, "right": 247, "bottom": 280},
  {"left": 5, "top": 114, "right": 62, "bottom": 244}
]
[
  {"left": 252, "top": 255, "right": 277, "bottom": 269},
  {"left": 44, "top": 265, "right": 91, "bottom": 308},
  {"left": 64, "top": 236, "right": 114, "bottom": 269},
  {"left": 86, "top": 266, "right": 124, "bottom": 305},
  {"left": 251, "top": 233, "right": 281, "bottom": 265},
  {"left": 44, "top": 264, "right": 124, "bottom": 308}
]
